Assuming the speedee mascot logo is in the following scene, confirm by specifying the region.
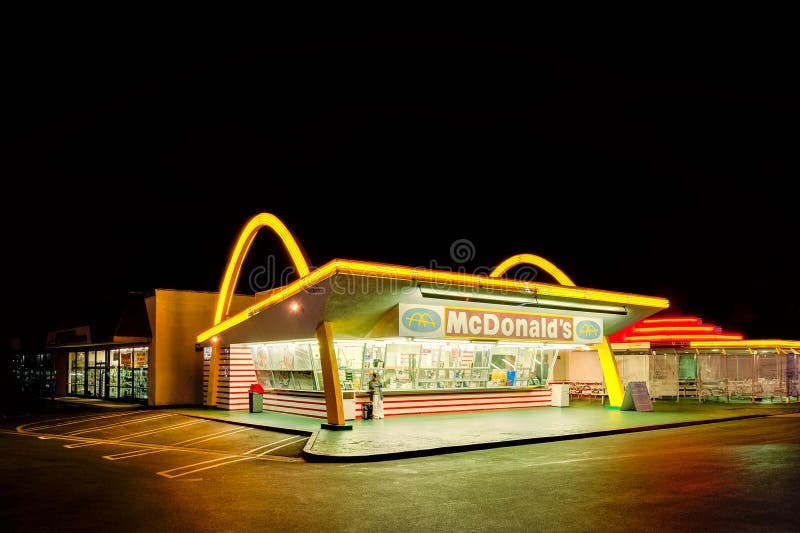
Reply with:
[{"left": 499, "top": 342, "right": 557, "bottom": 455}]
[
  {"left": 401, "top": 308, "right": 442, "bottom": 333},
  {"left": 575, "top": 320, "right": 602, "bottom": 341}
]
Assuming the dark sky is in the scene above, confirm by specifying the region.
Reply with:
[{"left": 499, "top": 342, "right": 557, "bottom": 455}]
[{"left": 2, "top": 31, "right": 798, "bottom": 344}]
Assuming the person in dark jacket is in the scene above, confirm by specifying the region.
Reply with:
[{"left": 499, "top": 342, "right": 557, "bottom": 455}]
[{"left": 368, "top": 372, "right": 384, "bottom": 419}]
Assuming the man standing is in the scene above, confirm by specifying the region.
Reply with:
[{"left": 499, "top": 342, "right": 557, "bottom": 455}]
[{"left": 368, "top": 372, "right": 384, "bottom": 419}]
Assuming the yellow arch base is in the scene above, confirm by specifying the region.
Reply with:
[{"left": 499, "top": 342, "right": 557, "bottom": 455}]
[
  {"left": 207, "top": 213, "right": 310, "bottom": 407},
  {"left": 317, "top": 321, "right": 346, "bottom": 426},
  {"left": 490, "top": 253, "right": 625, "bottom": 407}
]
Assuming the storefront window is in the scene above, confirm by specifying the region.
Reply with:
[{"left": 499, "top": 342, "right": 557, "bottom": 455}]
[
  {"left": 109, "top": 349, "right": 120, "bottom": 399},
  {"left": 336, "top": 343, "right": 368, "bottom": 391},
  {"left": 133, "top": 347, "right": 149, "bottom": 400},
  {"left": 69, "top": 352, "right": 86, "bottom": 395},
  {"left": 384, "top": 342, "right": 419, "bottom": 390},
  {"left": 119, "top": 348, "right": 134, "bottom": 399},
  {"left": 246, "top": 340, "right": 571, "bottom": 392}
]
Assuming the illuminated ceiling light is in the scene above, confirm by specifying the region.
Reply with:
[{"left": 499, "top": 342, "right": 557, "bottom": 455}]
[
  {"left": 211, "top": 336, "right": 219, "bottom": 343},
  {"left": 289, "top": 302, "right": 300, "bottom": 312},
  {"left": 418, "top": 287, "right": 628, "bottom": 315}
]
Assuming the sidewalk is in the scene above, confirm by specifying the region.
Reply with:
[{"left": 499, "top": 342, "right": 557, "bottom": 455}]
[{"left": 167, "top": 399, "right": 800, "bottom": 462}]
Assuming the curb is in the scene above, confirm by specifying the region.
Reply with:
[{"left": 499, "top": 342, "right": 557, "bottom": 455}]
[
  {"left": 301, "top": 413, "right": 778, "bottom": 463},
  {"left": 171, "top": 411, "right": 314, "bottom": 437}
]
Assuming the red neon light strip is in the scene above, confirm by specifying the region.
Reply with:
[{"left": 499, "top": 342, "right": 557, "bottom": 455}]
[
  {"left": 642, "top": 317, "right": 701, "bottom": 325},
  {"left": 633, "top": 326, "right": 717, "bottom": 333},
  {"left": 623, "top": 334, "right": 744, "bottom": 341}
]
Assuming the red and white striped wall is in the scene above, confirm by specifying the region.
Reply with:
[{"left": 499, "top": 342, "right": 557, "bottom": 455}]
[
  {"left": 355, "top": 388, "right": 552, "bottom": 419},
  {"left": 262, "top": 392, "right": 328, "bottom": 419},
  {"left": 202, "top": 345, "right": 258, "bottom": 410}
]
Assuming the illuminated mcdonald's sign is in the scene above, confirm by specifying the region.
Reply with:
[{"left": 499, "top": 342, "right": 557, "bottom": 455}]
[{"left": 398, "top": 304, "right": 604, "bottom": 343}]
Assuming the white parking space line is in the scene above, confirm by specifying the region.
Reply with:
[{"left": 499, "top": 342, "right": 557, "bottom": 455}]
[
  {"left": 256, "top": 436, "right": 307, "bottom": 456},
  {"left": 243, "top": 435, "right": 303, "bottom": 455},
  {"left": 22, "top": 412, "right": 138, "bottom": 431},
  {"left": 157, "top": 456, "right": 256, "bottom": 478},
  {"left": 65, "top": 413, "right": 175, "bottom": 435},
  {"left": 65, "top": 420, "right": 206, "bottom": 449},
  {"left": 103, "top": 448, "right": 163, "bottom": 461},
  {"left": 176, "top": 426, "right": 252, "bottom": 446}
]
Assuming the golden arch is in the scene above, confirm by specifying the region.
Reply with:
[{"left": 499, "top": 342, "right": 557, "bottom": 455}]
[
  {"left": 489, "top": 253, "right": 576, "bottom": 286},
  {"left": 490, "top": 253, "right": 624, "bottom": 407},
  {"left": 213, "top": 213, "right": 310, "bottom": 325}
]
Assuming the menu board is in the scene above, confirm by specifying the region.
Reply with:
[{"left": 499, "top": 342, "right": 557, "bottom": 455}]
[{"left": 620, "top": 381, "right": 653, "bottom": 411}]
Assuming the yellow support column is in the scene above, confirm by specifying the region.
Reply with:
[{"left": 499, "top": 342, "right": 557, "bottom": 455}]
[
  {"left": 316, "top": 321, "right": 352, "bottom": 430},
  {"left": 597, "top": 337, "right": 624, "bottom": 407},
  {"left": 206, "top": 342, "right": 221, "bottom": 407}
]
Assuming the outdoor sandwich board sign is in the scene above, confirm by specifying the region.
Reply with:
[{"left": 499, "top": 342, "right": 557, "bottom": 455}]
[{"left": 620, "top": 381, "right": 653, "bottom": 412}]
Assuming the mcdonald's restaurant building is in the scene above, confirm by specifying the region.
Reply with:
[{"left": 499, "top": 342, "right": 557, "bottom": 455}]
[
  {"left": 193, "top": 213, "right": 671, "bottom": 428},
  {"left": 28, "top": 213, "right": 796, "bottom": 430}
]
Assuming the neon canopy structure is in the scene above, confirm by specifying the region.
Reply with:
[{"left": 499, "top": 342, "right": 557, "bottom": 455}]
[{"left": 197, "top": 213, "right": 670, "bottom": 411}]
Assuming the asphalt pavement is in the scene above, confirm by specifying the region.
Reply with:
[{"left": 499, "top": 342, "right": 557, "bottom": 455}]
[
  {"left": 36, "top": 395, "right": 800, "bottom": 462},
  {"left": 162, "top": 397, "right": 800, "bottom": 462}
]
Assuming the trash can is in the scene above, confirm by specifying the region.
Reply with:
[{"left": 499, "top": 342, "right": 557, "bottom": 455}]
[
  {"left": 550, "top": 383, "right": 569, "bottom": 407},
  {"left": 249, "top": 383, "right": 264, "bottom": 413},
  {"left": 361, "top": 401, "right": 373, "bottom": 420}
]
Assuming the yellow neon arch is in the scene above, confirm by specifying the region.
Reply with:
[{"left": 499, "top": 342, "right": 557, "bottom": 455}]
[
  {"left": 213, "top": 213, "right": 310, "bottom": 325},
  {"left": 490, "top": 253, "right": 627, "bottom": 407},
  {"left": 489, "top": 253, "right": 576, "bottom": 286}
]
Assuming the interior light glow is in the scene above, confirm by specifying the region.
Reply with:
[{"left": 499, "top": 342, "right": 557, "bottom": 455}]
[{"left": 419, "top": 287, "right": 628, "bottom": 314}]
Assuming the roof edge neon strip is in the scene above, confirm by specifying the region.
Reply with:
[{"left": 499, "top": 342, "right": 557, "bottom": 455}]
[
  {"left": 197, "top": 258, "right": 669, "bottom": 343},
  {"left": 690, "top": 340, "right": 800, "bottom": 348}
]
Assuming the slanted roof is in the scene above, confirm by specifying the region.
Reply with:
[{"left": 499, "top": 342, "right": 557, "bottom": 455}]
[{"left": 197, "top": 259, "right": 670, "bottom": 345}]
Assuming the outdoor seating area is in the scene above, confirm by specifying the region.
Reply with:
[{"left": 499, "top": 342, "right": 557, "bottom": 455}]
[
  {"left": 567, "top": 381, "right": 606, "bottom": 403},
  {"left": 612, "top": 345, "right": 800, "bottom": 404}
]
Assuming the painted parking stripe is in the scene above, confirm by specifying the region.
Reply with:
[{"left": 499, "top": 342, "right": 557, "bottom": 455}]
[
  {"left": 176, "top": 426, "right": 252, "bottom": 446},
  {"left": 65, "top": 413, "right": 175, "bottom": 435},
  {"left": 243, "top": 435, "right": 303, "bottom": 455},
  {"left": 23, "top": 411, "right": 138, "bottom": 431},
  {"left": 66, "top": 420, "right": 206, "bottom": 449},
  {"left": 256, "top": 436, "right": 307, "bottom": 456},
  {"left": 157, "top": 456, "right": 256, "bottom": 478},
  {"left": 104, "top": 448, "right": 163, "bottom": 460}
]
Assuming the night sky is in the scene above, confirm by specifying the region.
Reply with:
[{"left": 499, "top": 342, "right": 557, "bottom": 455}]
[{"left": 2, "top": 32, "right": 798, "bottom": 345}]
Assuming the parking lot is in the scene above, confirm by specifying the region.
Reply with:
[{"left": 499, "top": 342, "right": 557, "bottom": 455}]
[{"left": 16, "top": 410, "right": 308, "bottom": 478}]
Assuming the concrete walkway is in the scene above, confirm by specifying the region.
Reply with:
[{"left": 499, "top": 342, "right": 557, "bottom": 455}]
[{"left": 163, "top": 399, "right": 800, "bottom": 462}]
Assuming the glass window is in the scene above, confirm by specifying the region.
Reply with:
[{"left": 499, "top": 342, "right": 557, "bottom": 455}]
[
  {"left": 109, "top": 349, "right": 120, "bottom": 399},
  {"left": 133, "top": 347, "right": 149, "bottom": 400},
  {"left": 119, "top": 348, "right": 134, "bottom": 399}
]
